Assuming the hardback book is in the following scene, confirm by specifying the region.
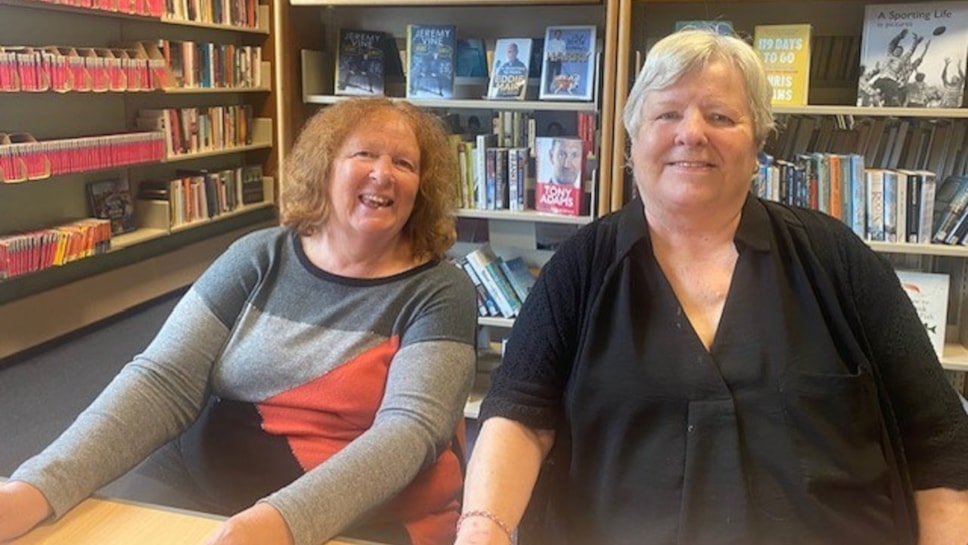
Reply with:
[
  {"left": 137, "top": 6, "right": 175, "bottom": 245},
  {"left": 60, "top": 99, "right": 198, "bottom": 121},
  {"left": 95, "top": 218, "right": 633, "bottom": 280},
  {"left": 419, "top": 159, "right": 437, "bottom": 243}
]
[
  {"left": 335, "top": 29, "right": 386, "bottom": 96},
  {"left": 86, "top": 177, "right": 137, "bottom": 236},
  {"left": 539, "top": 25, "right": 596, "bottom": 101},
  {"left": 406, "top": 24, "right": 456, "bottom": 99},
  {"left": 487, "top": 38, "right": 533, "bottom": 100},
  {"left": 857, "top": 2, "right": 968, "bottom": 108},
  {"left": 455, "top": 38, "right": 488, "bottom": 78},
  {"left": 895, "top": 269, "right": 950, "bottom": 358},
  {"left": 753, "top": 24, "right": 813, "bottom": 106},
  {"left": 534, "top": 136, "right": 584, "bottom": 216}
]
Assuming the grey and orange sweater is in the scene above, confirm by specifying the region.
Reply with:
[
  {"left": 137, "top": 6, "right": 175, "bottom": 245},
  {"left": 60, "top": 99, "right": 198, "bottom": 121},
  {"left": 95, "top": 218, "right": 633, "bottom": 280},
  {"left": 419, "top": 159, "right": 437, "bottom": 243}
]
[{"left": 12, "top": 227, "right": 478, "bottom": 545}]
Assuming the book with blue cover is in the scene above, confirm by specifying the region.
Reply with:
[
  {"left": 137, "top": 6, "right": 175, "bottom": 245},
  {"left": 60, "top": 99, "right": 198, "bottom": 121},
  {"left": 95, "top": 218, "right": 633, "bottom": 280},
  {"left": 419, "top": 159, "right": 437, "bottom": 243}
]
[
  {"left": 335, "top": 29, "right": 386, "bottom": 96},
  {"left": 539, "top": 25, "right": 596, "bottom": 101},
  {"left": 406, "top": 24, "right": 456, "bottom": 99}
]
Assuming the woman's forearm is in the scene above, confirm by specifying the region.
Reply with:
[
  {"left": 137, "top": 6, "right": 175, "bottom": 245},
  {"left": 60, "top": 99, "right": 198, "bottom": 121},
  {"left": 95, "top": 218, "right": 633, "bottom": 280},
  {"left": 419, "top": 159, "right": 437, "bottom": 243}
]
[
  {"left": 457, "top": 417, "right": 554, "bottom": 545},
  {"left": 915, "top": 487, "right": 968, "bottom": 545}
]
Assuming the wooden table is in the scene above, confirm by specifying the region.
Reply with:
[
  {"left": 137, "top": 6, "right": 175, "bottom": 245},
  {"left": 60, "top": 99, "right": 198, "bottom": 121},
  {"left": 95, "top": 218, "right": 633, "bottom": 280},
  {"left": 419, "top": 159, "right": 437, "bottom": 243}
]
[{"left": 7, "top": 494, "right": 382, "bottom": 545}]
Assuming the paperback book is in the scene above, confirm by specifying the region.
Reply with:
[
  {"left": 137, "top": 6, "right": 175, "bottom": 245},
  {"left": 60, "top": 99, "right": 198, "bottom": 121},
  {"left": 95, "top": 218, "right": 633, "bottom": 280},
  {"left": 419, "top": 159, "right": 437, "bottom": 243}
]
[
  {"left": 896, "top": 269, "right": 950, "bottom": 357},
  {"left": 534, "top": 136, "right": 584, "bottom": 216},
  {"left": 406, "top": 24, "right": 456, "bottom": 99},
  {"left": 487, "top": 38, "right": 533, "bottom": 100},
  {"left": 539, "top": 25, "right": 596, "bottom": 101},
  {"left": 335, "top": 29, "right": 387, "bottom": 96},
  {"left": 753, "top": 24, "right": 813, "bottom": 106},
  {"left": 857, "top": 2, "right": 968, "bottom": 108},
  {"left": 86, "top": 177, "right": 137, "bottom": 235}
]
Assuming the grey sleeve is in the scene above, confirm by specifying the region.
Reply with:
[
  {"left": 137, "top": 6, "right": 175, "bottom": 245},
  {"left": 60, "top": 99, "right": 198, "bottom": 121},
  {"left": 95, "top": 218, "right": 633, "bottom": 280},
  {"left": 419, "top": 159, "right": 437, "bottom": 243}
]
[
  {"left": 11, "top": 289, "right": 231, "bottom": 518},
  {"left": 265, "top": 340, "right": 475, "bottom": 545}
]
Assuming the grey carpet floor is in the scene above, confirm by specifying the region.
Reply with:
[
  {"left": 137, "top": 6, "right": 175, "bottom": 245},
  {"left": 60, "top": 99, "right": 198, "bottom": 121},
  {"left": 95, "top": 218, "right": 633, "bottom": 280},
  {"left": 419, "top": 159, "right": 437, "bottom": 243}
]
[{"left": 0, "top": 290, "right": 182, "bottom": 477}]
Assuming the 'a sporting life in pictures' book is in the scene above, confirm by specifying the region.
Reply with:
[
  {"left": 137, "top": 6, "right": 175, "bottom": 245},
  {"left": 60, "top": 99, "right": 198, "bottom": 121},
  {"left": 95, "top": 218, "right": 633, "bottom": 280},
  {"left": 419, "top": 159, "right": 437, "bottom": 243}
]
[{"left": 857, "top": 2, "right": 968, "bottom": 108}]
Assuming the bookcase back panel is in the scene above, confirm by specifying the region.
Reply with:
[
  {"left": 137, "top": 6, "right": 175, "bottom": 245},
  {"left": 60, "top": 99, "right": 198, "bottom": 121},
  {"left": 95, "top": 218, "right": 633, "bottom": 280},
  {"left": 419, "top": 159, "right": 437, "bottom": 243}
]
[
  {"left": 3, "top": 5, "right": 124, "bottom": 47},
  {"left": 2, "top": 94, "right": 125, "bottom": 140},
  {"left": 320, "top": 4, "right": 605, "bottom": 41},
  {"left": 0, "top": 176, "right": 91, "bottom": 233}
]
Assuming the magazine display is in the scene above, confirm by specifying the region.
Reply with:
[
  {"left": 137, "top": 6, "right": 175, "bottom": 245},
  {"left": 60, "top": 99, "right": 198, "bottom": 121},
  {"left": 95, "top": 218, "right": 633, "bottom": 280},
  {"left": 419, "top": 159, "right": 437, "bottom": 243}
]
[{"left": 857, "top": 2, "right": 968, "bottom": 108}]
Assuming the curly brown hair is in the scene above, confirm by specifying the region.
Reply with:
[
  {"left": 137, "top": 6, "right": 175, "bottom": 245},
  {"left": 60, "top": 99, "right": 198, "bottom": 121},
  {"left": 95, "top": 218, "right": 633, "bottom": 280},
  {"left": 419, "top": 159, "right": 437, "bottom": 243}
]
[{"left": 281, "top": 98, "right": 458, "bottom": 260}]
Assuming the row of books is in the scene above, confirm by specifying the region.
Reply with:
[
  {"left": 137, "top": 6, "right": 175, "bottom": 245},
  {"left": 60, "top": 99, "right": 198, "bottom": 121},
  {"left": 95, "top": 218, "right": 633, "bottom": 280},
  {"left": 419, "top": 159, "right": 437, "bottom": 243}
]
[
  {"left": 163, "top": 0, "right": 260, "bottom": 29},
  {"left": 771, "top": 115, "right": 968, "bottom": 182},
  {"left": 155, "top": 40, "right": 263, "bottom": 89},
  {"left": 448, "top": 109, "right": 595, "bottom": 216},
  {"left": 136, "top": 104, "right": 255, "bottom": 158},
  {"left": 0, "top": 132, "right": 166, "bottom": 183},
  {"left": 0, "top": 45, "right": 166, "bottom": 93},
  {"left": 21, "top": 0, "right": 259, "bottom": 27},
  {"left": 137, "top": 165, "right": 264, "bottom": 228},
  {"left": 755, "top": 154, "right": 968, "bottom": 247},
  {"left": 23, "top": 0, "right": 165, "bottom": 18},
  {"left": 334, "top": 24, "right": 597, "bottom": 102},
  {"left": 0, "top": 218, "right": 112, "bottom": 280},
  {"left": 454, "top": 244, "right": 536, "bottom": 319}
]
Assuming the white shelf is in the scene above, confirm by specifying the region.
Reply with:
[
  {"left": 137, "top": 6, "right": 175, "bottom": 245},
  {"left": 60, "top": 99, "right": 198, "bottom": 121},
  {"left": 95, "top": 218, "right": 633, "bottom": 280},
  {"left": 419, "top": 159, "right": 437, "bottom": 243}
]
[
  {"left": 942, "top": 343, "right": 968, "bottom": 372},
  {"left": 303, "top": 93, "right": 598, "bottom": 112},
  {"left": 456, "top": 208, "right": 594, "bottom": 225},
  {"left": 479, "top": 316, "right": 514, "bottom": 328},
  {"left": 774, "top": 105, "right": 968, "bottom": 119},
  {"left": 110, "top": 227, "right": 169, "bottom": 250},
  {"left": 867, "top": 241, "right": 968, "bottom": 258}
]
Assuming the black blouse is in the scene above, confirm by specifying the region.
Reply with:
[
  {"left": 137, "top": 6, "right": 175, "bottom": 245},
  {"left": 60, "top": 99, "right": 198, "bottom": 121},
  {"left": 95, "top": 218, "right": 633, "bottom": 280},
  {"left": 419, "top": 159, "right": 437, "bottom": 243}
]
[{"left": 481, "top": 195, "right": 968, "bottom": 545}]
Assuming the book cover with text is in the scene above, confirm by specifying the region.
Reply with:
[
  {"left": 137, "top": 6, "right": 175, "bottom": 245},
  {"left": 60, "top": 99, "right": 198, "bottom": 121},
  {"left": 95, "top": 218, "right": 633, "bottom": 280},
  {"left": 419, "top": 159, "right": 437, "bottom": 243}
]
[
  {"left": 754, "top": 24, "right": 812, "bottom": 106},
  {"left": 896, "top": 269, "right": 950, "bottom": 357},
  {"left": 488, "top": 38, "right": 533, "bottom": 100},
  {"left": 534, "top": 136, "right": 584, "bottom": 216},
  {"left": 335, "top": 29, "right": 386, "bottom": 96},
  {"left": 406, "top": 24, "right": 456, "bottom": 99},
  {"left": 539, "top": 25, "right": 596, "bottom": 101},
  {"left": 857, "top": 2, "right": 968, "bottom": 107},
  {"left": 86, "top": 177, "right": 137, "bottom": 235}
]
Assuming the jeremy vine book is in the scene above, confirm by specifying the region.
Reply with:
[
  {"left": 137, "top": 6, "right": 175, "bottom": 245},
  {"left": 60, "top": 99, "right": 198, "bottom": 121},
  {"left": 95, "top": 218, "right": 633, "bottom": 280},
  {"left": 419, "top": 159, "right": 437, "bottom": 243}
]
[
  {"left": 86, "top": 177, "right": 137, "bottom": 235},
  {"left": 406, "top": 24, "right": 456, "bottom": 99},
  {"left": 753, "top": 24, "right": 813, "bottom": 106},
  {"left": 857, "top": 2, "right": 968, "bottom": 108},
  {"left": 487, "top": 38, "right": 533, "bottom": 100},
  {"left": 335, "top": 29, "right": 386, "bottom": 96},
  {"left": 539, "top": 25, "right": 597, "bottom": 101},
  {"left": 534, "top": 136, "right": 584, "bottom": 216}
]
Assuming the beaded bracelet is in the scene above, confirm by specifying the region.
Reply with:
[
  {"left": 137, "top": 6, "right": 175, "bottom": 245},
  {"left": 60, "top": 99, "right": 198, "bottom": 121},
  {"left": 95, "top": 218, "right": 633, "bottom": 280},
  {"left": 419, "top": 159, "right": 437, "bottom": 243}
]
[{"left": 456, "top": 509, "right": 514, "bottom": 544}]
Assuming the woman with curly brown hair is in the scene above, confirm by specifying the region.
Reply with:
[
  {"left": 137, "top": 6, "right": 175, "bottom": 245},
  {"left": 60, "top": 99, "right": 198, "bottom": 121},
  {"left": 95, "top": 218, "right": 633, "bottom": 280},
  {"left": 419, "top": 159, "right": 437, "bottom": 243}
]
[{"left": 0, "top": 98, "right": 477, "bottom": 545}]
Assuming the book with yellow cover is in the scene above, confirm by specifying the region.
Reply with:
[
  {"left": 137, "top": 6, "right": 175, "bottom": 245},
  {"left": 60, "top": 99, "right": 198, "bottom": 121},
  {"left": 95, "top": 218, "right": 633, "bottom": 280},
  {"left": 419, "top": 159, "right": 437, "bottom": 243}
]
[{"left": 753, "top": 24, "right": 812, "bottom": 106}]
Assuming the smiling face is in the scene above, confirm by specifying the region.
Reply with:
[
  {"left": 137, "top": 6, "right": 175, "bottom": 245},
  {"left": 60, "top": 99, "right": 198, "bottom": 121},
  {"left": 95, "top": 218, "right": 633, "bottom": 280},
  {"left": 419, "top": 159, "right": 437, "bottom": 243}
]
[
  {"left": 631, "top": 59, "right": 758, "bottom": 218},
  {"left": 326, "top": 110, "right": 421, "bottom": 251}
]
